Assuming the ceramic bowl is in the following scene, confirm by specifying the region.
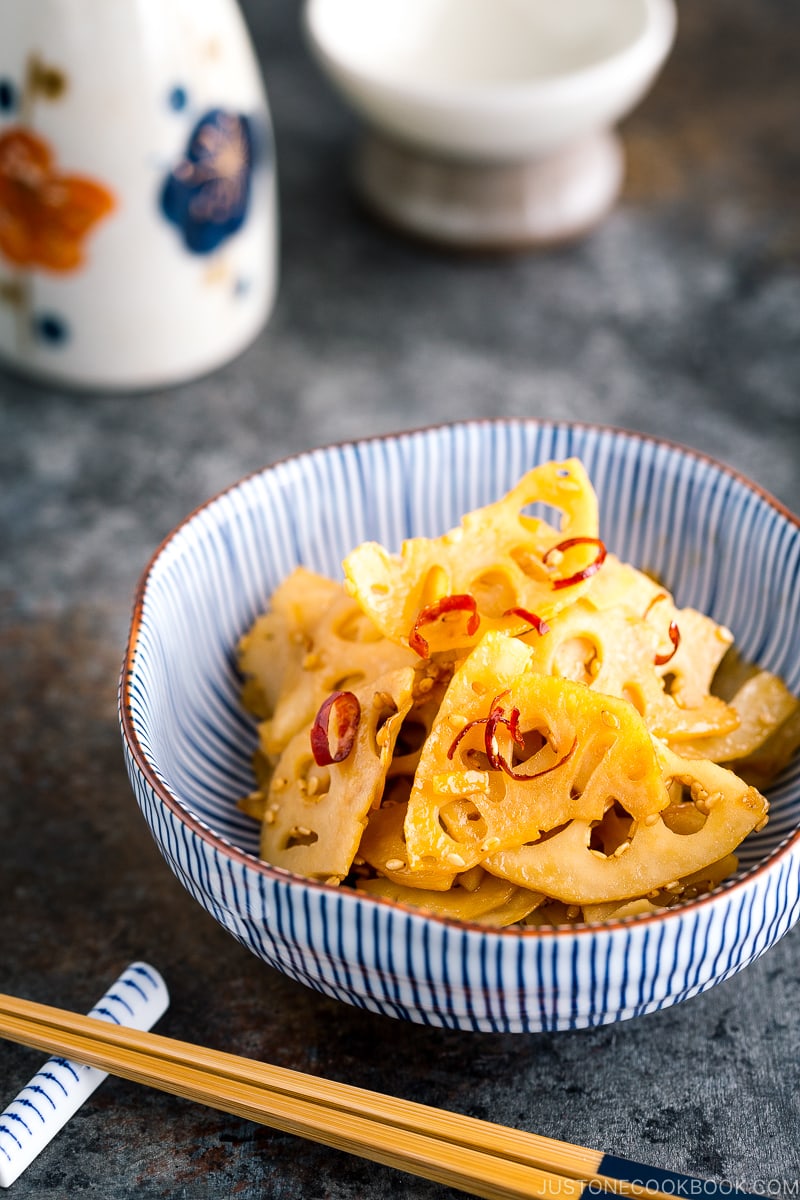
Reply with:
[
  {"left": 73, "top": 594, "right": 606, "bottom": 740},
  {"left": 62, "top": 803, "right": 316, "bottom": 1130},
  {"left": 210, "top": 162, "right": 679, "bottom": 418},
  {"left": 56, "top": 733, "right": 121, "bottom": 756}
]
[
  {"left": 304, "top": 0, "right": 676, "bottom": 162},
  {"left": 303, "top": 0, "right": 676, "bottom": 247},
  {"left": 120, "top": 421, "right": 800, "bottom": 1033}
]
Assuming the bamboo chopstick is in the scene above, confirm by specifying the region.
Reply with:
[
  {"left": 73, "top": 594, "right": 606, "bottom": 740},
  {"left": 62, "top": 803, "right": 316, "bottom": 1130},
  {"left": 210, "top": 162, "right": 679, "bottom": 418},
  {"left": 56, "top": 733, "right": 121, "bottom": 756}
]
[{"left": 0, "top": 994, "right": 755, "bottom": 1200}]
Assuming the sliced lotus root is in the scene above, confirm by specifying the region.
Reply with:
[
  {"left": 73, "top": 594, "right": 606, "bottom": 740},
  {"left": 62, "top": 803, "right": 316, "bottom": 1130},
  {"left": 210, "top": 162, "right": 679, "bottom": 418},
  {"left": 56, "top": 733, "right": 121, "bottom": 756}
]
[
  {"left": 343, "top": 459, "right": 602, "bottom": 660},
  {"left": 469, "top": 885, "right": 547, "bottom": 927},
  {"left": 358, "top": 799, "right": 457, "bottom": 892},
  {"left": 676, "top": 671, "right": 799, "bottom": 763},
  {"left": 259, "top": 666, "right": 416, "bottom": 881},
  {"left": 357, "top": 869, "right": 544, "bottom": 927},
  {"left": 257, "top": 587, "right": 418, "bottom": 756},
  {"left": 581, "top": 853, "right": 739, "bottom": 922},
  {"left": 582, "top": 554, "right": 666, "bottom": 615},
  {"left": 735, "top": 707, "right": 800, "bottom": 790},
  {"left": 403, "top": 631, "right": 668, "bottom": 876},
  {"left": 650, "top": 607, "right": 735, "bottom": 709},
  {"left": 238, "top": 567, "right": 343, "bottom": 719},
  {"left": 520, "top": 600, "right": 738, "bottom": 742},
  {"left": 482, "top": 744, "right": 768, "bottom": 905},
  {"left": 583, "top": 557, "right": 736, "bottom": 708}
]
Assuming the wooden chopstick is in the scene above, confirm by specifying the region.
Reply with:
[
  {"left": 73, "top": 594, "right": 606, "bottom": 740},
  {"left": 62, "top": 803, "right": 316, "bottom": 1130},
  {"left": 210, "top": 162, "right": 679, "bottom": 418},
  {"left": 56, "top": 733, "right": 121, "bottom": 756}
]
[{"left": 0, "top": 994, "right": 755, "bottom": 1200}]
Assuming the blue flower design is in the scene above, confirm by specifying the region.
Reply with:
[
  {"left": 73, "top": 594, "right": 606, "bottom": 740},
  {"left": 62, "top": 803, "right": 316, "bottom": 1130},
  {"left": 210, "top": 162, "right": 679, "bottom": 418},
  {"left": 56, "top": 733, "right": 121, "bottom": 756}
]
[
  {"left": 161, "top": 108, "right": 254, "bottom": 255},
  {"left": 0, "top": 79, "right": 16, "bottom": 113}
]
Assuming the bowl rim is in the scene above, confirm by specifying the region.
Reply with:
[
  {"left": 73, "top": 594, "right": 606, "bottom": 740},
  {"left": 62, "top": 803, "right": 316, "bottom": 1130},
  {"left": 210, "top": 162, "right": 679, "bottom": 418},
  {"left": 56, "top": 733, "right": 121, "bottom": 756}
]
[
  {"left": 120, "top": 418, "right": 800, "bottom": 940},
  {"left": 302, "top": 0, "right": 677, "bottom": 113}
]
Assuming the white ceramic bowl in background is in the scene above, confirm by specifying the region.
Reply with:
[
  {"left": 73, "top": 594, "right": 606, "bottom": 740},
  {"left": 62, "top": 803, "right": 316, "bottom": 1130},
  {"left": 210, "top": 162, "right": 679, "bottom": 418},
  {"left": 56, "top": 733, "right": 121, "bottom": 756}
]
[
  {"left": 305, "top": 0, "right": 676, "bottom": 161},
  {"left": 120, "top": 421, "right": 800, "bottom": 1033},
  {"left": 303, "top": 0, "right": 676, "bottom": 247}
]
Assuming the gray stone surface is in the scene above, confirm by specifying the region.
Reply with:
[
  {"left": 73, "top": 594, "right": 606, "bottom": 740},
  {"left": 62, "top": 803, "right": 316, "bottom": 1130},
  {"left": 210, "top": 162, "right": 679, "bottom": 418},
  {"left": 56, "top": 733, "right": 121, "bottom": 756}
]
[{"left": 1, "top": 1, "right": 798, "bottom": 1197}]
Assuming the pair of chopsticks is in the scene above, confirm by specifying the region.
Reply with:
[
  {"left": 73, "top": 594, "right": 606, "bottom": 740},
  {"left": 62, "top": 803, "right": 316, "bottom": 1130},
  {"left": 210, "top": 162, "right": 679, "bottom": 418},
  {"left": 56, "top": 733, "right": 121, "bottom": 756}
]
[{"left": 0, "top": 993, "right": 754, "bottom": 1200}]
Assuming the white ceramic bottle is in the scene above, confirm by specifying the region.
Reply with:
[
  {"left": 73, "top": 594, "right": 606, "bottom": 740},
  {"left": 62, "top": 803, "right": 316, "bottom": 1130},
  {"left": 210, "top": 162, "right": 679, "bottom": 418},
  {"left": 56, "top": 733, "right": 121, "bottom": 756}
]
[{"left": 0, "top": 0, "right": 278, "bottom": 390}]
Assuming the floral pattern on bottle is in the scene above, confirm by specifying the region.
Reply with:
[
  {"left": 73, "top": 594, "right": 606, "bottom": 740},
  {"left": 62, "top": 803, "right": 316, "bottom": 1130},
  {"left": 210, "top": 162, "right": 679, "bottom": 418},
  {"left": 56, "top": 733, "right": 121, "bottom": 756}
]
[
  {"left": 0, "top": 55, "right": 116, "bottom": 350},
  {"left": 160, "top": 108, "right": 254, "bottom": 254},
  {"left": 0, "top": 127, "right": 115, "bottom": 272}
]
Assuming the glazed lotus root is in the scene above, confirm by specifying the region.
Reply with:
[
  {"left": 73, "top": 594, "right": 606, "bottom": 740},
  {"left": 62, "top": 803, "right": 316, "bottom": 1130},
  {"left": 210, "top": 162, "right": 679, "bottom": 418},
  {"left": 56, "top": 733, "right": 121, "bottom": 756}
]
[
  {"left": 582, "top": 555, "right": 800, "bottom": 771},
  {"left": 484, "top": 742, "right": 768, "bottom": 905},
  {"left": 402, "top": 631, "right": 768, "bottom": 905},
  {"left": 519, "top": 599, "right": 739, "bottom": 744},
  {"left": 586, "top": 555, "right": 737, "bottom": 710},
  {"left": 358, "top": 867, "right": 546, "bottom": 927},
  {"left": 259, "top": 665, "right": 417, "bottom": 881},
  {"left": 677, "top": 664, "right": 800, "bottom": 768},
  {"left": 343, "top": 458, "right": 602, "bottom": 660},
  {"left": 403, "top": 632, "right": 671, "bottom": 877},
  {"left": 238, "top": 567, "right": 417, "bottom": 757},
  {"left": 237, "top": 457, "right": 793, "bottom": 924},
  {"left": 237, "top": 566, "right": 342, "bottom": 721}
]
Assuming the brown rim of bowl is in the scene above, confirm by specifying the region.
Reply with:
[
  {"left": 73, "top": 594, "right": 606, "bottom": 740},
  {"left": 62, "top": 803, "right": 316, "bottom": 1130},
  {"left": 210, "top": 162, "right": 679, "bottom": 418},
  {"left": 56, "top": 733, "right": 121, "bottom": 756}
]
[{"left": 120, "top": 418, "right": 800, "bottom": 939}]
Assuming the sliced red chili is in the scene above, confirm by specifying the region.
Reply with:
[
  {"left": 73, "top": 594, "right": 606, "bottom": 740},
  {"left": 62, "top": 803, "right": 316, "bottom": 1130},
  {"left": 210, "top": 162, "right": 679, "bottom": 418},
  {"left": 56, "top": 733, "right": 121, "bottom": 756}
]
[
  {"left": 543, "top": 537, "right": 607, "bottom": 590},
  {"left": 447, "top": 695, "right": 573, "bottom": 781},
  {"left": 484, "top": 699, "right": 523, "bottom": 770},
  {"left": 643, "top": 591, "right": 668, "bottom": 619},
  {"left": 409, "top": 593, "right": 480, "bottom": 658},
  {"left": 654, "top": 620, "right": 681, "bottom": 666},
  {"left": 447, "top": 714, "right": 489, "bottom": 761},
  {"left": 494, "top": 734, "right": 578, "bottom": 781},
  {"left": 446, "top": 691, "right": 519, "bottom": 763},
  {"left": 310, "top": 690, "right": 361, "bottom": 765},
  {"left": 503, "top": 607, "right": 551, "bottom": 636}
]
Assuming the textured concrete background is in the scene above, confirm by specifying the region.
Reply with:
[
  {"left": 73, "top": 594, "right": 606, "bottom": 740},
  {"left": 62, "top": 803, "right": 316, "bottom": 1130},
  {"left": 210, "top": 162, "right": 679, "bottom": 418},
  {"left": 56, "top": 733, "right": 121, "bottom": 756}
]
[{"left": 1, "top": 0, "right": 798, "bottom": 1197}]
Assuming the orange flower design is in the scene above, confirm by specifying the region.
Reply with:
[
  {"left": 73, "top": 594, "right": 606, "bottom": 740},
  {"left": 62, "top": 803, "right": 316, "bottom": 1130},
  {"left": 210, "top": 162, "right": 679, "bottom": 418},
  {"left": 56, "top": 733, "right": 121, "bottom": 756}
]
[{"left": 0, "top": 127, "right": 114, "bottom": 272}]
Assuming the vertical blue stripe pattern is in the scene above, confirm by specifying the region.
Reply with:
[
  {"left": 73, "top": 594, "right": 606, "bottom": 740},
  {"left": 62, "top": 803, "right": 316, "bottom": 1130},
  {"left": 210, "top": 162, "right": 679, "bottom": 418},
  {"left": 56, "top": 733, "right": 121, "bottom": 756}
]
[{"left": 120, "top": 421, "right": 800, "bottom": 1033}]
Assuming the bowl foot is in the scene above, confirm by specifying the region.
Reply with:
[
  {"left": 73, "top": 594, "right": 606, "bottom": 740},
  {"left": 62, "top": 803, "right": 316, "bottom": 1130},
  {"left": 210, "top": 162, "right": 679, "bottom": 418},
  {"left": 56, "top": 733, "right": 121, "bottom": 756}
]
[{"left": 353, "top": 128, "right": 624, "bottom": 250}]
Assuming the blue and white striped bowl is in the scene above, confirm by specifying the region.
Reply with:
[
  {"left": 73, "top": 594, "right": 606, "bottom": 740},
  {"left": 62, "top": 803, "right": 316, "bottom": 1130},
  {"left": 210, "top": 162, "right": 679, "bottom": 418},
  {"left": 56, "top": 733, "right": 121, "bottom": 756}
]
[{"left": 120, "top": 421, "right": 800, "bottom": 1032}]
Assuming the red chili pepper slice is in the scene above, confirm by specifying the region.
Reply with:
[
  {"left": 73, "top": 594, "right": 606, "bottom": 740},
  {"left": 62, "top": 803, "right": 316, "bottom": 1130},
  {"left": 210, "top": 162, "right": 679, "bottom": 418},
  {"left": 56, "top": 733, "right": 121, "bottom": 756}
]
[
  {"left": 447, "top": 714, "right": 489, "bottom": 761},
  {"left": 643, "top": 591, "right": 668, "bottom": 619},
  {"left": 447, "top": 697, "right": 574, "bottom": 781},
  {"left": 409, "top": 593, "right": 480, "bottom": 658},
  {"left": 654, "top": 620, "right": 681, "bottom": 666},
  {"left": 493, "top": 734, "right": 578, "bottom": 782},
  {"left": 503, "top": 607, "right": 551, "bottom": 636},
  {"left": 446, "top": 691, "right": 519, "bottom": 763},
  {"left": 543, "top": 537, "right": 607, "bottom": 590},
  {"left": 310, "top": 690, "right": 361, "bottom": 765},
  {"left": 483, "top": 698, "right": 520, "bottom": 769}
]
